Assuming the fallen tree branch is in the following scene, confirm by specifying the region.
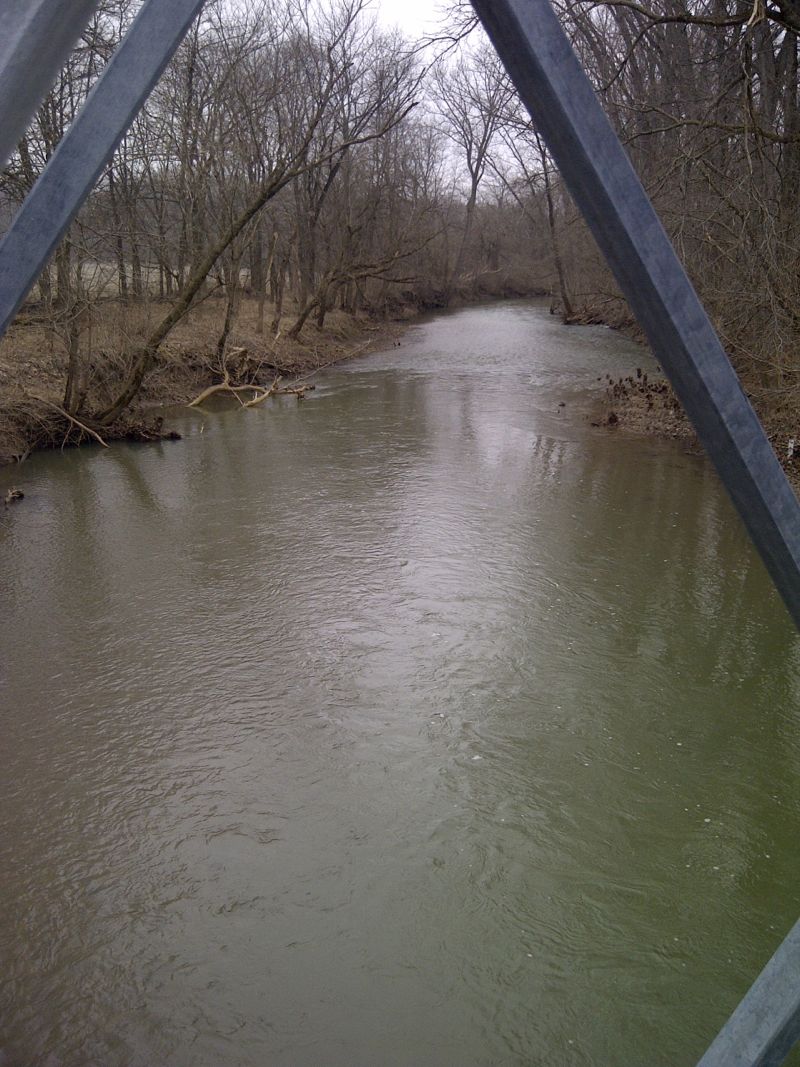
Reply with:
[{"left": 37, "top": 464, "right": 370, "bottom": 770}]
[
  {"left": 242, "top": 376, "right": 282, "bottom": 407},
  {"left": 57, "top": 408, "right": 109, "bottom": 449},
  {"left": 187, "top": 376, "right": 269, "bottom": 408},
  {"left": 26, "top": 393, "right": 109, "bottom": 448},
  {"left": 188, "top": 374, "right": 317, "bottom": 410}
]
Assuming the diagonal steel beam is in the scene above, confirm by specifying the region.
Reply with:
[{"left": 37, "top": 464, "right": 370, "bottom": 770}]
[
  {"left": 469, "top": 3, "right": 800, "bottom": 1065},
  {"left": 470, "top": 0, "right": 800, "bottom": 635},
  {"left": 0, "top": 0, "right": 102, "bottom": 170},
  {"left": 696, "top": 919, "right": 800, "bottom": 1067},
  {"left": 0, "top": 0, "right": 207, "bottom": 337}
]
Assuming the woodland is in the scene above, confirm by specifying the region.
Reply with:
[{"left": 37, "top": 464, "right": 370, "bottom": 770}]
[{"left": 0, "top": 0, "right": 797, "bottom": 461}]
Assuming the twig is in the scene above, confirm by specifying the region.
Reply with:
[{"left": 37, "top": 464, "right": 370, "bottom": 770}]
[
  {"left": 242, "top": 376, "right": 282, "bottom": 407},
  {"left": 26, "top": 393, "right": 109, "bottom": 448}
]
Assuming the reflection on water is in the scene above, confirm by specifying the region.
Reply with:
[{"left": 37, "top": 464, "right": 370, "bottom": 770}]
[{"left": 1, "top": 301, "right": 799, "bottom": 1066}]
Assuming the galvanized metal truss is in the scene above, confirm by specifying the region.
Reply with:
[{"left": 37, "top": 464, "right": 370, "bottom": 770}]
[
  {"left": 0, "top": 0, "right": 102, "bottom": 171},
  {"left": 1, "top": 0, "right": 799, "bottom": 1062},
  {"left": 0, "top": 0, "right": 207, "bottom": 336},
  {"left": 469, "top": 2, "right": 800, "bottom": 1064}
]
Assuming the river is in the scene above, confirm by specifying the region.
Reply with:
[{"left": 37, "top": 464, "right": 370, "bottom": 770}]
[{"left": 1, "top": 300, "right": 799, "bottom": 1066}]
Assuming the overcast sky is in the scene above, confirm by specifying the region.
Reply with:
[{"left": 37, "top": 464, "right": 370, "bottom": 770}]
[{"left": 373, "top": 0, "right": 446, "bottom": 36}]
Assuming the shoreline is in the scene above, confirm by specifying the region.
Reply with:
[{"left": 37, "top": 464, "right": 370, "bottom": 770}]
[
  {"left": 0, "top": 287, "right": 543, "bottom": 468},
  {"left": 0, "top": 300, "right": 417, "bottom": 467},
  {"left": 580, "top": 314, "right": 800, "bottom": 493},
  {"left": 3, "top": 296, "right": 797, "bottom": 497}
]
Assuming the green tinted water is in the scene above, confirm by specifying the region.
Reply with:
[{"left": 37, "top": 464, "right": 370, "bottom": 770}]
[{"left": 1, "top": 302, "right": 799, "bottom": 1065}]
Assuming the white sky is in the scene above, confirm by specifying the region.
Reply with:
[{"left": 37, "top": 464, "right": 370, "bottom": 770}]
[{"left": 373, "top": 0, "right": 446, "bottom": 37}]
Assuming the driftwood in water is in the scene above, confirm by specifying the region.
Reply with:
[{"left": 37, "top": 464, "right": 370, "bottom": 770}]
[{"left": 188, "top": 372, "right": 315, "bottom": 409}]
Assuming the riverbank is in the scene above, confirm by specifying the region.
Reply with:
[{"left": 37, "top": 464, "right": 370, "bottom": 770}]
[
  {"left": 0, "top": 282, "right": 546, "bottom": 467},
  {"left": 6, "top": 293, "right": 797, "bottom": 496},
  {"left": 596, "top": 371, "right": 800, "bottom": 492},
  {"left": 0, "top": 295, "right": 416, "bottom": 465},
  {"left": 575, "top": 303, "right": 800, "bottom": 493}
]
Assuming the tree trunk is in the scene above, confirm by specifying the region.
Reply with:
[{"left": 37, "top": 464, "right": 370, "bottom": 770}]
[
  {"left": 55, "top": 239, "right": 72, "bottom": 308},
  {"left": 446, "top": 189, "right": 477, "bottom": 301},
  {"left": 216, "top": 256, "right": 242, "bottom": 365},
  {"left": 62, "top": 305, "right": 86, "bottom": 415},
  {"left": 287, "top": 295, "right": 319, "bottom": 339},
  {"left": 108, "top": 168, "right": 128, "bottom": 300},
  {"left": 542, "top": 159, "right": 573, "bottom": 322}
]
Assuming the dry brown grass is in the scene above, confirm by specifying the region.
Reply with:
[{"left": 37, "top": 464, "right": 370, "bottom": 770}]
[{"left": 0, "top": 294, "right": 407, "bottom": 464}]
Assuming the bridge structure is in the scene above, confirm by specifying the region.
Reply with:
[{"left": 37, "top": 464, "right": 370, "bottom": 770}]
[{"left": 0, "top": 1, "right": 798, "bottom": 1063}]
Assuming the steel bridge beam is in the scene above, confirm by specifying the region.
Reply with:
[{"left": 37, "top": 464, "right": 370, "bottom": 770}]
[
  {"left": 471, "top": 0, "right": 800, "bottom": 635},
  {"left": 0, "top": 0, "right": 207, "bottom": 336},
  {"left": 469, "top": 3, "right": 800, "bottom": 1064},
  {"left": 697, "top": 919, "right": 800, "bottom": 1067},
  {"left": 0, "top": 0, "right": 101, "bottom": 170}
]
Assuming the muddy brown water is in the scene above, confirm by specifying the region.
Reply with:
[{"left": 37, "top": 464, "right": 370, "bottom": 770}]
[{"left": 1, "top": 301, "right": 799, "bottom": 1066}]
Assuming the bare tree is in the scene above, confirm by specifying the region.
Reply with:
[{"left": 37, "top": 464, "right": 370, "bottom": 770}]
[{"left": 432, "top": 43, "right": 514, "bottom": 300}]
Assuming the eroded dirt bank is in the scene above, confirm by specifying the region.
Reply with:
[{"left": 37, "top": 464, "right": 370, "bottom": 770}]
[
  {"left": 0, "top": 297, "right": 415, "bottom": 465},
  {"left": 576, "top": 306, "right": 800, "bottom": 493},
  {"left": 4, "top": 295, "right": 797, "bottom": 498}
]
